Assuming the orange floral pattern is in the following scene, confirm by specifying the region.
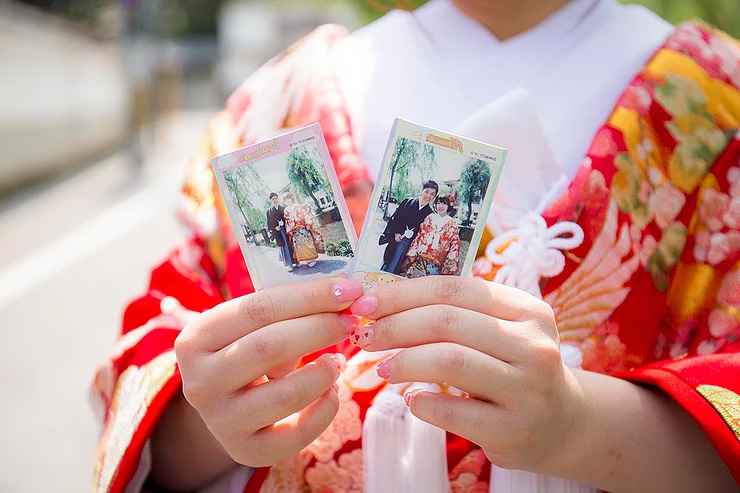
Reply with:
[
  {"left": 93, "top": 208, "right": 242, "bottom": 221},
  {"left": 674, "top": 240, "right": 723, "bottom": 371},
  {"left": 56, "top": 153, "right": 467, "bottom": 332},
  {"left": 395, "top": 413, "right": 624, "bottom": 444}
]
[
  {"left": 405, "top": 214, "right": 461, "bottom": 274},
  {"left": 91, "top": 21, "right": 740, "bottom": 493}
]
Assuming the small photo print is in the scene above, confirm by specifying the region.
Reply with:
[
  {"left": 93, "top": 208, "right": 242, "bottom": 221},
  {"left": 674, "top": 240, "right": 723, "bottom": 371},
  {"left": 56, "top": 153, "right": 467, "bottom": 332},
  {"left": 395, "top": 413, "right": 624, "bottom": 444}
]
[
  {"left": 212, "top": 123, "right": 357, "bottom": 290},
  {"left": 354, "top": 119, "right": 506, "bottom": 285}
]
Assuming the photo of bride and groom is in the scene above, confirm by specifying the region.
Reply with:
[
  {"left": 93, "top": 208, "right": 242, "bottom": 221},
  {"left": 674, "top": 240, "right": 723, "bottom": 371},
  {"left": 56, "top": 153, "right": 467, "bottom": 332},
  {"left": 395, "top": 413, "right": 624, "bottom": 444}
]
[
  {"left": 219, "top": 136, "right": 356, "bottom": 288},
  {"left": 380, "top": 180, "right": 461, "bottom": 277},
  {"left": 357, "top": 123, "right": 499, "bottom": 281},
  {"left": 267, "top": 191, "right": 324, "bottom": 272}
]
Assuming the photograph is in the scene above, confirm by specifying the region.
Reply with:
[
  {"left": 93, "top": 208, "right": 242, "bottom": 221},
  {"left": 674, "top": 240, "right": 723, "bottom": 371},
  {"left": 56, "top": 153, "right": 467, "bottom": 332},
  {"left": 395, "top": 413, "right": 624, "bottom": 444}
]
[
  {"left": 354, "top": 119, "right": 506, "bottom": 284},
  {"left": 212, "top": 123, "right": 356, "bottom": 290}
]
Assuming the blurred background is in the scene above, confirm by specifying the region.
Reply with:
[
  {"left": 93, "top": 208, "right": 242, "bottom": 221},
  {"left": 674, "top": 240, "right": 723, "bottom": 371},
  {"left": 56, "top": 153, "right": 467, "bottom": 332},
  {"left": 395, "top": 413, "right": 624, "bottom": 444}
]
[{"left": 0, "top": 0, "right": 738, "bottom": 491}]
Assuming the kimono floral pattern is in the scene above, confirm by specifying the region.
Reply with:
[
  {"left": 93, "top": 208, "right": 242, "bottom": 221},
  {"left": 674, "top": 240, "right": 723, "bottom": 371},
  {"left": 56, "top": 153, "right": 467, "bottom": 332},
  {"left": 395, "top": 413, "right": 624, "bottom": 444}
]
[
  {"left": 285, "top": 204, "right": 322, "bottom": 241},
  {"left": 449, "top": 449, "right": 489, "bottom": 493},
  {"left": 92, "top": 22, "right": 740, "bottom": 493},
  {"left": 538, "top": 22, "right": 740, "bottom": 372},
  {"left": 284, "top": 203, "right": 320, "bottom": 236},
  {"left": 285, "top": 202, "right": 323, "bottom": 260},
  {"left": 404, "top": 214, "right": 461, "bottom": 275}
]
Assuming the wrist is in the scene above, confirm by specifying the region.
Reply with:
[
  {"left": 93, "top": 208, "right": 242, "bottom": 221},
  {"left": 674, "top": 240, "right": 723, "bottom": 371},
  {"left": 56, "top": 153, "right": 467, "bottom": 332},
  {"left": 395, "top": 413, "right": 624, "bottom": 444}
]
[
  {"left": 534, "top": 366, "right": 597, "bottom": 480},
  {"left": 150, "top": 392, "right": 236, "bottom": 490}
]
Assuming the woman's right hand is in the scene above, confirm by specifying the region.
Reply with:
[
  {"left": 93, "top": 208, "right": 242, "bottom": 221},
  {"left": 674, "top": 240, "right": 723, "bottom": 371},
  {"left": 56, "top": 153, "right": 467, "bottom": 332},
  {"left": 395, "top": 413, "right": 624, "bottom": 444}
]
[{"left": 174, "top": 277, "right": 362, "bottom": 467}]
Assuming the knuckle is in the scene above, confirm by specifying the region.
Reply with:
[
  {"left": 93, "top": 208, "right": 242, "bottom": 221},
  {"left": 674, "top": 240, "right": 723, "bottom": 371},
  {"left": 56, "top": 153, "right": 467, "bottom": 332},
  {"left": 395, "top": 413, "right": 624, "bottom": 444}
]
[
  {"left": 438, "top": 345, "right": 466, "bottom": 373},
  {"left": 318, "top": 358, "right": 340, "bottom": 383},
  {"left": 174, "top": 329, "right": 197, "bottom": 362},
  {"left": 433, "top": 401, "right": 457, "bottom": 427},
  {"left": 468, "top": 410, "right": 488, "bottom": 440},
  {"left": 371, "top": 318, "right": 389, "bottom": 342},
  {"left": 528, "top": 297, "right": 555, "bottom": 322},
  {"left": 249, "top": 331, "right": 286, "bottom": 364},
  {"left": 539, "top": 301, "right": 556, "bottom": 322},
  {"left": 428, "top": 305, "right": 455, "bottom": 340},
  {"left": 306, "top": 281, "right": 329, "bottom": 308},
  {"left": 240, "top": 291, "right": 277, "bottom": 327},
  {"left": 440, "top": 306, "right": 459, "bottom": 334},
  {"left": 432, "top": 277, "right": 467, "bottom": 303},
  {"left": 232, "top": 441, "right": 271, "bottom": 468},
  {"left": 273, "top": 380, "right": 301, "bottom": 410},
  {"left": 529, "top": 338, "right": 562, "bottom": 370},
  {"left": 181, "top": 380, "right": 208, "bottom": 407}
]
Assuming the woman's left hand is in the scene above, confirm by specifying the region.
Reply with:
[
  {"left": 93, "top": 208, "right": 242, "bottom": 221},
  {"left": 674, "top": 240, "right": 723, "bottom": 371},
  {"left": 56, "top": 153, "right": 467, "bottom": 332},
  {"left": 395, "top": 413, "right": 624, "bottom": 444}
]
[{"left": 348, "top": 276, "right": 587, "bottom": 474}]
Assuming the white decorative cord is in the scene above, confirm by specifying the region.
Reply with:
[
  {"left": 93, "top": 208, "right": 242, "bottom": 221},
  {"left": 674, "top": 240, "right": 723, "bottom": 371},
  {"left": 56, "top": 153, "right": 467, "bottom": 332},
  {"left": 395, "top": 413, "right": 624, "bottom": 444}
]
[
  {"left": 485, "top": 176, "right": 594, "bottom": 490},
  {"left": 485, "top": 176, "right": 584, "bottom": 298}
]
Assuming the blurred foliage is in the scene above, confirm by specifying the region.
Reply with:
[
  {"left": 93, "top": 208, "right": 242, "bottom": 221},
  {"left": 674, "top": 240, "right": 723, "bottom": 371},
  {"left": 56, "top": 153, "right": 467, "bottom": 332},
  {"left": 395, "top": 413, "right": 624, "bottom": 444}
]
[
  {"left": 345, "top": 0, "right": 427, "bottom": 22},
  {"left": 620, "top": 0, "right": 740, "bottom": 37},
  {"left": 16, "top": 0, "right": 740, "bottom": 38},
  {"left": 345, "top": 0, "right": 740, "bottom": 38},
  {"left": 17, "top": 0, "right": 229, "bottom": 38},
  {"left": 126, "top": 0, "right": 229, "bottom": 37}
]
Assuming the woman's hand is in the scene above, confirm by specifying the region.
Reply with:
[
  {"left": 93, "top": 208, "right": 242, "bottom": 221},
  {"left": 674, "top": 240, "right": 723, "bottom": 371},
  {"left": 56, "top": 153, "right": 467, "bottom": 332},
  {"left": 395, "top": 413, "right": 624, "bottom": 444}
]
[
  {"left": 174, "top": 277, "right": 361, "bottom": 469},
  {"left": 347, "top": 276, "right": 586, "bottom": 474}
]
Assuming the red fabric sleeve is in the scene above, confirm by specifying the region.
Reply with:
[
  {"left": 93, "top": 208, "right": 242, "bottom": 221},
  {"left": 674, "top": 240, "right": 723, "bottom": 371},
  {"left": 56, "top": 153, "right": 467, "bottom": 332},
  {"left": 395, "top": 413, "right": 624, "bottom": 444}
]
[
  {"left": 92, "top": 23, "right": 372, "bottom": 491},
  {"left": 91, "top": 236, "right": 243, "bottom": 493},
  {"left": 616, "top": 348, "right": 740, "bottom": 484}
]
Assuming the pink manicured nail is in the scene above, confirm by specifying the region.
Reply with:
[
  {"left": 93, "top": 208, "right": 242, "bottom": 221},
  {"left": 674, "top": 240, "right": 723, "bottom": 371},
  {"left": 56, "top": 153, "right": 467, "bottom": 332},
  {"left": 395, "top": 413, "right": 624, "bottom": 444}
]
[
  {"left": 332, "top": 353, "right": 346, "bottom": 370},
  {"left": 339, "top": 314, "right": 360, "bottom": 335},
  {"left": 376, "top": 358, "right": 392, "bottom": 379},
  {"left": 403, "top": 390, "right": 420, "bottom": 406},
  {"left": 350, "top": 295, "right": 378, "bottom": 316},
  {"left": 350, "top": 324, "right": 374, "bottom": 348},
  {"left": 324, "top": 353, "right": 346, "bottom": 373},
  {"left": 332, "top": 278, "right": 363, "bottom": 302}
]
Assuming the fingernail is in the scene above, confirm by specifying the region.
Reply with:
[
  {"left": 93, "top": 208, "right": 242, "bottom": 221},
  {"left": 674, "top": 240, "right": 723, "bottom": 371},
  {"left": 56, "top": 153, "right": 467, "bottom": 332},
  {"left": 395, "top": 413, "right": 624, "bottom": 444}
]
[
  {"left": 324, "top": 353, "right": 346, "bottom": 373},
  {"left": 331, "top": 353, "right": 346, "bottom": 371},
  {"left": 403, "top": 389, "right": 421, "bottom": 407},
  {"left": 350, "top": 324, "right": 374, "bottom": 348},
  {"left": 350, "top": 295, "right": 378, "bottom": 316},
  {"left": 376, "top": 358, "right": 392, "bottom": 379},
  {"left": 332, "top": 278, "right": 363, "bottom": 302},
  {"left": 339, "top": 314, "right": 361, "bottom": 335}
]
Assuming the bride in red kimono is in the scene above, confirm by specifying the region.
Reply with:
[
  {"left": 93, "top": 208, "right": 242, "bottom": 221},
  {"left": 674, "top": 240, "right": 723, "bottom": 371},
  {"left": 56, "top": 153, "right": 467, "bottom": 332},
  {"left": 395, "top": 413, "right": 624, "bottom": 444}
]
[
  {"left": 284, "top": 194, "right": 321, "bottom": 268},
  {"left": 91, "top": 1, "right": 740, "bottom": 492},
  {"left": 401, "top": 195, "right": 462, "bottom": 277}
]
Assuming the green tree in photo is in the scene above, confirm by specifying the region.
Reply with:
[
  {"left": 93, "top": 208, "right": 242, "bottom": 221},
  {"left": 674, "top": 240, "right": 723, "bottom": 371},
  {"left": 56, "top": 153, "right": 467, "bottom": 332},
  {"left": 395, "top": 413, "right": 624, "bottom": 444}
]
[
  {"left": 459, "top": 158, "right": 491, "bottom": 226},
  {"left": 224, "top": 171, "right": 254, "bottom": 227},
  {"left": 244, "top": 203, "right": 267, "bottom": 232},
  {"left": 386, "top": 137, "right": 418, "bottom": 210},
  {"left": 224, "top": 169, "right": 267, "bottom": 233},
  {"left": 238, "top": 167, "right": 271, "bottom": 214},
  {"left": 287, "top": 145, "right": 331, "bottom": 211},
  {"left": 418, "top": 144, "right": 438, "bottom": 183}
]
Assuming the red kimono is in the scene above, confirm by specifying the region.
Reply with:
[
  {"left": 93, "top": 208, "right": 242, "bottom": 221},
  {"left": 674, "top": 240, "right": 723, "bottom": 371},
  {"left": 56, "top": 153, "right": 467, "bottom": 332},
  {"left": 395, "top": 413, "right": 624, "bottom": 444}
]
[
  {"left": 91, "top": 22, "right": 740, "bottom": 492},
  {"left": 403, "top": 214, "right": 462, "bottom": 276}
]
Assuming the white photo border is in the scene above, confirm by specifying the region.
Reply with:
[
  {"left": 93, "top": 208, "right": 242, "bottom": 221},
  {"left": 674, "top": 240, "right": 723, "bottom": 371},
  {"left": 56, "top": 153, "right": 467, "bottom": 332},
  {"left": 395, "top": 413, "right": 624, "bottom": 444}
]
[
  {"left": 212, "top": 122, "right": 358, "bottom": 291},
  {"left": 352, "top": 118, "right": 506, "bottom": 284}
]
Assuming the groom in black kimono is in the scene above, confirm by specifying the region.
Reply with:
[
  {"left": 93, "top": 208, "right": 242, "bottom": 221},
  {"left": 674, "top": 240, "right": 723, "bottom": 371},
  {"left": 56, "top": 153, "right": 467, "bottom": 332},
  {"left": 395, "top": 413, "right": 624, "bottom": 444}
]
[
  {"left": 266, "top": 192, "right": 296, "bottom": 271},
  {"left": 380, "top": 180, "right": 438, "bottom": 274}
]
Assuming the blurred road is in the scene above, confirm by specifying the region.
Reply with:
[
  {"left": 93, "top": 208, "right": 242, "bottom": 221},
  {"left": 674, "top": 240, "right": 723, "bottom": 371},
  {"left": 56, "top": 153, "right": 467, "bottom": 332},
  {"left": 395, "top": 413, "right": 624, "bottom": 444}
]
[{"left": 0, "top": 112, "right": 211, "bottom": 492}]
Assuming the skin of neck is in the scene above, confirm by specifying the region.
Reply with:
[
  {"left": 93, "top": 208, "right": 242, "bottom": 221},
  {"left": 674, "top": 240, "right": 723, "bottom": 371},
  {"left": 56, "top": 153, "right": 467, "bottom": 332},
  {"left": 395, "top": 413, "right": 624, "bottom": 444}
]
[{"left": 450, "top": 0, "right": 571, "bottom": 40}]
